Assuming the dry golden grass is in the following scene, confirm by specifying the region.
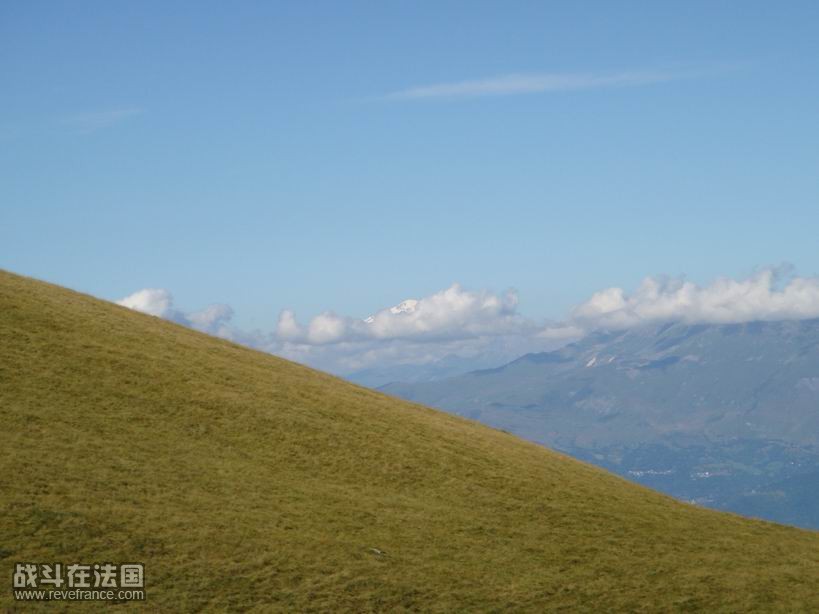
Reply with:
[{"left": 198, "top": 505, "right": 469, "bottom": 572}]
[{"left": 2, "top": 269, "right": 819, "bottom": 612}]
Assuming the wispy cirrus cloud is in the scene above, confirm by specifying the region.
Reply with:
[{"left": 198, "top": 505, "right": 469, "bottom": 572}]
[
  {"left": 383, "top": 67, "right": 711, "bottom": 101},
  {"left": 64, "top": 107, "right": 143, "bottom": 133}
]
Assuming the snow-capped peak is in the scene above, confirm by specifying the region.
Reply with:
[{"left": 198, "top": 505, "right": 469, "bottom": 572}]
[
  {"left": 390, "top": 299, "right": 419, "bottom": 315},
  {"left": 364, "top": 299, "right": 419, "bottom": 324}
]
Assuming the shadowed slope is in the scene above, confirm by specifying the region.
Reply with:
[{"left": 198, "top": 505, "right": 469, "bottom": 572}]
[{"left": 2, "top": 270, "right": 819, "bottom": 611}]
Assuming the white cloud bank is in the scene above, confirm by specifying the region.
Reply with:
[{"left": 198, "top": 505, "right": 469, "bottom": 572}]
[
  {"left": 117, "top": 288, "right": 233, "bottom": 336},
  {"left": 116, "top": 284, "right": 548, "bottom": 374},
  {"left": 564, "top": 267, "right": 819, "bottom": 332},
  {"left": 273, "top": 285, "right": 532, "bottom": 345},
  {"left": 117, "top": 267, "right": 819, "bottom": 376}
]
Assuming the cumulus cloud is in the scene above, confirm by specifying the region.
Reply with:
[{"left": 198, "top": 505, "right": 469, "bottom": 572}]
[
  {"left": 564, "top": 267, "right": 819, "bottom": 331},
  {"left": 116, "top": 283, "right": 549, "bottom": 374},
  {"left": 117, "top": 288, "right": 174, "bottom": 318},
  {"left": 364, "top": 285, "right": 528, "bottom": 340},
  {"left": 267, "top": 284, "right": 534, "bottom": 348},
  {"left": 186, "top": 303, "right": 234, "bottom": 335},
  {"left": 275, "top": 309, "right": 304, "bottom": 341},
  {"left": 115, "top": 267, "right": 819, "bottom": 378},
  {"left": 116, "top": 289, "right": 233, "bottom": 336},
  {"left": 306, "top": 312, "right": 349, "bottom": 345}
]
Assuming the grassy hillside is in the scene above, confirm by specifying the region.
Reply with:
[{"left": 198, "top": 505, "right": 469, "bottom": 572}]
[{"left": 2, "top": 270, "right": 819, "bottom": 612}]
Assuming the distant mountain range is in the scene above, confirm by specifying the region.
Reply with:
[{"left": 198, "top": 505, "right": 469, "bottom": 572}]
[
  {"left": 346, "top": 353, "right": 502, "bottom": 388},
  {"left": 382, "top": 319, "right": 819, "bottom": 529}
]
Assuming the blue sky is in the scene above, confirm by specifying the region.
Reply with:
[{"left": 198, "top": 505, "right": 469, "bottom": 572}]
[{"left": 3, "top": 2, "right": 819, "bottom": 372}]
